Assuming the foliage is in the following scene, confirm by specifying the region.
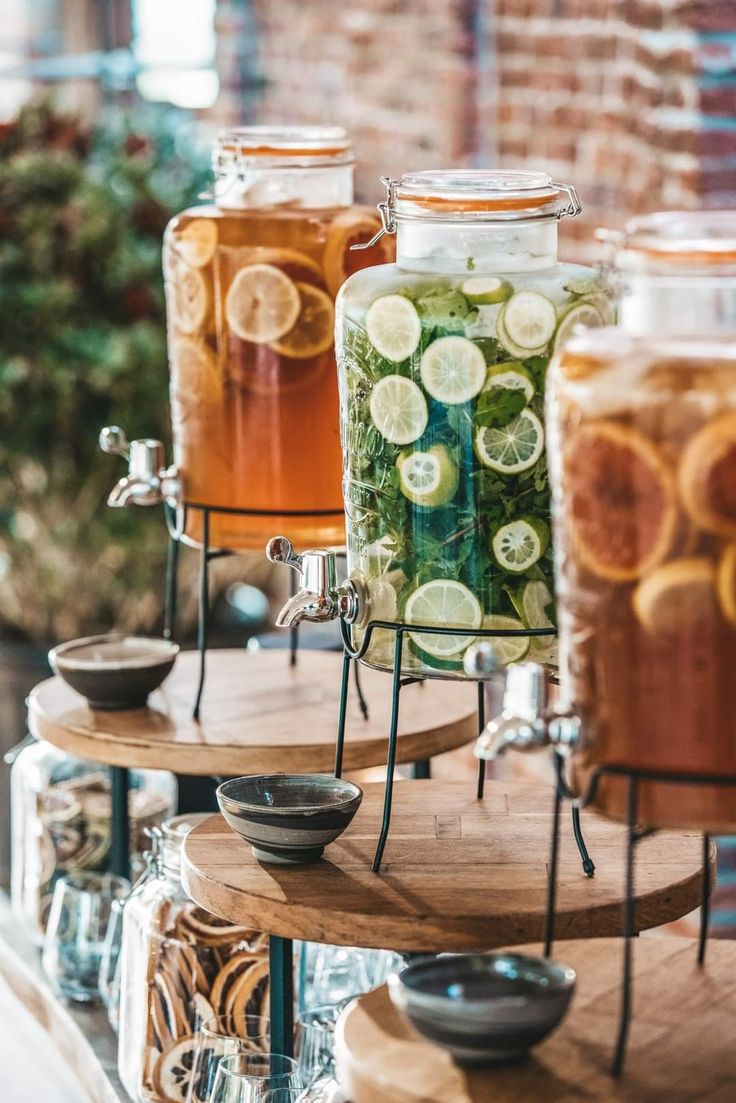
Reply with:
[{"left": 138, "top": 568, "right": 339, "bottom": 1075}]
[{"left": 0, "top": 100, "right": 208, "bottom": 644}]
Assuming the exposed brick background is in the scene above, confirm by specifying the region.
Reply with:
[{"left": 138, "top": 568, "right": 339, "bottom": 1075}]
[{"left": 213, "top": 0, "right": 736, "bottom": 262}]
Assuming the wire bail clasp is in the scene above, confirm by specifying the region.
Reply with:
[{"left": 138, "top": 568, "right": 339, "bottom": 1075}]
[
  {"left": 554, "top": 181, "right": 582, "bottom": 221},
  {"left": 350, "top": 176, "right": 399, "bottom": 251}
]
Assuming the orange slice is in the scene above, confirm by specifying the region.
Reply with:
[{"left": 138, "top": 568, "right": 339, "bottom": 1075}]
[
  {"left": 168, "top": 263, "right": 212, "bottom": 336},
  {"left": 170, "top": 339, "right": 222, "bottom": 405},
  {"left": 323, "top": 208, "right": 395, "bottom": 297},
  {"left": 270, "top": 282, "right": 335, "bottom": 359},
  {"left": 717, "top": 543, "right": 736, "bottom": 625},
  {"left": 633, "top": 557, "right": 717, "bottom": 632},
  {"left": 171, "top": 218, "right": 218, "bottom": 268},
  {"left": 564, "top": 421, "right": 677, "bottom": 581},
  {"left": 678, "top": 411, "right": 736, "bottom": 538},
  {"left": 225, "top": 263, "right": 301, "bottom": 344}
]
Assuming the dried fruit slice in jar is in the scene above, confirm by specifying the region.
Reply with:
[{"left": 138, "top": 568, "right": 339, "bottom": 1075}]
[
  {"left": 270, "top": 282, "right": 335, "bottom": 359},
  {"left": 496, "top": 290, "right": 556, "bottom": 357},
  {"left": 405, "top": 579, "right": 483, "bottom": 658},
  {"left": 323, "top": 210, "right": 393, "bottom": 297},
  {"left": 225, "top": 263, "right": 301, "bottom": 344},
  {"left": 563, "top": 422, "right": 677, "bottom": 581},
  {"left": 369, "top": 374, "right": 428, "bottom": 445},
  {"left": 678, "top": 411, "right": 736, "bottom": 538},
  {"left": 397, "top": 444, "right": 459, "bottom": 507},
  {"left": 633, "top": 558, "right": 717, "bottom": 633},
  {"left": 153, "top": 1036, "right": 197, "bottom": 1103},
  {"left": 474, "top": 409, "right": 544, "bottom": 474},
  {"left": 420, "top": 336, "right": 486, "bottom": 404},
  {"left": 365, "top": 294, "right": 421, "bottom": 362},
  {"left": 491, "top": 517, "right": 550, "bottom": 574}
]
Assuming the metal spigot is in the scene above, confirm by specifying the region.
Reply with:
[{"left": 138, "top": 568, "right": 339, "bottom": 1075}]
[
  {"left": 266, "top": 536, "right": 365, "bottom": 629},
  {"left": 99, "top": 425, "right": 181, "bottom": 509}
]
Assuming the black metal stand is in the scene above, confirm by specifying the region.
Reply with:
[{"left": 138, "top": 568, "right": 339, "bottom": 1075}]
[
  {"left": 110, "top": 765, "right": 131, "bottom": 880},
  {"left": 545, "top": 754, "right": 723, "bottom": 1077},
  {"left": 269, "top": 935, "right": 294, "bottom": 1059}
]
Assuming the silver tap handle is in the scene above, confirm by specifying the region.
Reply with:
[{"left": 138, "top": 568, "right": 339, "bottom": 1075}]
[
  {"left": 504, "top": 662, "right": 549, "bottom": 722},
  {"left": 266, "top": 536, "right": 304, "bottom": 576},
  {"left": 99, "top": 425, "right": 130, "bottom": 459}
]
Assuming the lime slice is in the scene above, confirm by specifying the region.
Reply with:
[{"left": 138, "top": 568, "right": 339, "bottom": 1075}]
[
  {"left": 397, "top": 444, "right": 459, "bottom": 507},
  {"left": 586, "top": 292, "right": 616, "bottom": 326},
  {"left": 483, "top": 362, "right": 535, "bottom": 402},
  {"left": 405, "top": 579, "right": 482, "bottom": 657},
  {"left": 522, "top": 580, "right": 555, "bottom": 629},
  {"left": 474, "top": 409, "right": 544, "bottom": 474},
  {"left": 407, "top": 639, "right": 465, "bottom": 673},
  {"left": 563, "top": 276, "right": 605, "bottom": 296},
  {"left": 481, "top": 615, "right": 531, "bottom": 664},
  {"left": 420, "top": 336, "right": 486, "bottom": 405},
  {"left": 553, "top": 300, "right": 605, "bottom": 355},
  {"left": 365, "top": 294, "right": 421, "bottom": 362},
  {"left": 491, "top": 518, "right": 550, "bottom": 574},
  {"left": 369, "top": 375, "right": 428, "bottom": 445},
  {"left": 498, "top": 291, "right": 556, "bottom": 352},
  {"left": 461, "top": 277, "right": 513, "bottom": 305}
]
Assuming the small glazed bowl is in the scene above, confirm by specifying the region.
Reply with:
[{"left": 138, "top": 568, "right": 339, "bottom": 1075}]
[
  {"left": 388, "top": 952, "right": 575, "bottom": 1066},
  {"left": 217, "top": 774, "right": 363, "bottom": 865},
  {"left": 49, "top": 634, "right": 179, "bottom": 710}
]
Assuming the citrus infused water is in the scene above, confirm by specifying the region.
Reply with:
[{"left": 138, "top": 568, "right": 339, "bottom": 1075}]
[
  {"left": 163, "top": 128, "right": 392, "bottom": 550},
  {"left": 550, "top": 330, "right": 736, "bottom": 829},
  {"left": 335, "top": 171, "right": 612, "bottom": 677}
]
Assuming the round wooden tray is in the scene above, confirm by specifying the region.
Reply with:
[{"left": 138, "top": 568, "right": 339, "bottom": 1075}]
[
  {"left": 336, "top": 936, "right": 736, "bottom": 1102},
  {"left": 28, "top": 648, "right": 477, "bottom": 776},
  {"left": 181, "top": 779, "right": 711, "bottom": 951}
]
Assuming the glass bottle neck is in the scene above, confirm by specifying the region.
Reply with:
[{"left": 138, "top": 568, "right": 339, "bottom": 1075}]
[
  {"left": 395, "top": 219, "right": 559, "bottom": 274},
  {"left": 620, "top": 270, "right": 736, "bottom": 335},
  {"left": 215, "top": 164, "right": 354, "bottom": 210}
]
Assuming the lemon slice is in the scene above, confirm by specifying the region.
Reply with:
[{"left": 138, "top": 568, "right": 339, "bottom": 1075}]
[
  {"left": 420, "top": 336, "right": 486, "bottom": 405},
  {"left": 170, "top": 339, "right": 222, "bottom": 406},
  {"left": 270, "top": 282, "right": 334, "bottom": 359},
  {"left": 553, "top": 301, "right": 605, "bottom": 355},
  {"left": 365, "top": 294, "right": 421, "bottom": 363},
  {"left": 718, "top": 543, "right": 736, "bottom": 625},
  {"left": 405, "top": 579, "right": 482, "bottom": 657},
  {"left": 168, "top": 264, "right": 212, "bottom": 336},
  {"left": 633, "top": 558, "right": 716, "bottom": 633},
  {"left": 475, "top": 409, "right": 544, "bottom": 474},
  {"left": 498, "top": 290, "right": 556, "bottom": 353},
  {"left": 461, "top": 277, "right": 513, "bottom": 305},
  {"left": 369, "top": 375, "right": 428, "bottom": 445},
  {"left": 172, "top": 218, "right": 218, "bottom": 268},
  {"left": 481, "top": 615, "right": 531, "bottom": 664},
  {"left": 235, "top": 247, "right": 325, "bottom": 287},
  {"left": 491, "top": 517, "right": 549, "bottom": 574},
  {"left": 483, "top": 362, "right": 535, "bottom": 402},
  {"left": 225, "top": 263, "right": 301, "bottom": 344},
  {"left": 679, "top": 411, "right": 736, "bottom": 538},
  {"left": 397, "top": 444, "right": 458, "bottom": 507}
]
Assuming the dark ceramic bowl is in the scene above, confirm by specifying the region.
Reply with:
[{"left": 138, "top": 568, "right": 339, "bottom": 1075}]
[
  {"left": 217, "top": 774, "right": 363, "bottom": 865},
  {"left": 49, "top": 634, "right": 179, "bottom": 710},
  {"left": 389, "top": 953, "right": 575, "bottom": 1066}
]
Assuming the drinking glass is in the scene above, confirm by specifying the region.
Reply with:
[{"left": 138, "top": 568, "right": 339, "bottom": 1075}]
[
  {"left": 42, "top": 871, "right": 129, "bottom": 1002},
  {"left": 186, "top": 1015, "right": 271, "bottom": 1103},
  {"left": 98, "top": 895, "right": 125, "bottom": 1030},
  {"left": 209, "top": 1054, "right": 301, "bottom": 1103},
  {"left": 295, "top": 1005, "right": 340, "bottom": 1087}
]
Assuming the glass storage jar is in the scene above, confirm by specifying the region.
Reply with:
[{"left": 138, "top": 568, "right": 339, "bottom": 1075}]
[
  {"left": 118, "top": 813, "right": 269, "bottom": 1103},
  {"left": 334, "top": 171, "right": 612, "bottom": 677},
  {"left": 164, "top": 125, "right": 393, "bottom": 551},
  {"left": 548, "top": 211, "right": 736, "bottom": 830},
  {"left": 10, "top": 737, "right": 175, "bottom": 942}
]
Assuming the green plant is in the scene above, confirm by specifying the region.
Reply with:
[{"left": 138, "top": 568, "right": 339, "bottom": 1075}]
[{"left": 0, "top": 100, "right": 208, "bottom": 644}]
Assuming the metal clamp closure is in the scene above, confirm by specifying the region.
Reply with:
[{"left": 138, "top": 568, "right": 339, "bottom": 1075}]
[{"left": 350, "top": 176, "right": 398, "bottom": 250}]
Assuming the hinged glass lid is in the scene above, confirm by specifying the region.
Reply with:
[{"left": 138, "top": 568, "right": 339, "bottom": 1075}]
[
  {"left": 214, "top": 125, "right": 354, "bottom": 172},
  {"left": 604, "top": 210, "right": 736, "bottom": 271}
]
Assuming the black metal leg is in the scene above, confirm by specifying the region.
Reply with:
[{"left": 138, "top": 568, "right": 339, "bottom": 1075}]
[
  {"left": 163, "top": 527, "right": 179, "bottom": 642},
  {"left": 193, "top": 509, "right": 210, "bottom": 721},
  {"left": 353, "top": 659, "right": 369, "bottom": 720},
  {"left": 110, "top": 767, "right": 131, "bottom": 881},
  {"left": 269, "top": 935, "right": 294, "bottom": 1058},
  {"left": 572, "top": 806, "right": 596, "bottom": 877},
  {"left": 372, "top": 631, "right": 404, "bottom": 873},
  {"left": 476, "top": 681, "right": 486, "bottom": 799},
  {"left": 612, "top": 776, "right": 639, "bottom": 1078},
  {"left": 544, "top": 776, "right": 563, "bottom": 958},
  {"left": 334, "top": 650, "right": 351, "bottom": 779},
  {"left": 412, "top": 759, "right": 431, "bottom": 779},
  {"left": 698, "top": 832, "right": 712, "bottom": 967}
]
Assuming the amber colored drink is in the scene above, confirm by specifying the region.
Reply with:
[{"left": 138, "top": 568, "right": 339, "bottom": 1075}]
[
  {"left": 164, "top": 204, "right": 391, "bottom": 550},
  {"left": 550, "top": 331, "right": 736, "bottom": 831}
]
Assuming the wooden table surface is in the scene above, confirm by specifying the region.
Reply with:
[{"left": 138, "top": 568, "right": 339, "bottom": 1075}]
[
  {"left": 28, "top": 648, "right": 478, "bottom": 775},
  {"left": 181, "top": 779, "right": 711, "bottom": 951},
  {"left": 335, "top": 936, "right": 736, "bottom": 1103}
]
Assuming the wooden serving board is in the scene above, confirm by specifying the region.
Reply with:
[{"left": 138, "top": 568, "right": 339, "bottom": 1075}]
[
  {"left": 181, "top": 780, "right": 711, "bottom": 951},
  {"left": 28, "top": 648, "right": 477, "bottom": 775},
  {"left": 335, "top": 937, "right": 736, "bottom": 1103}
]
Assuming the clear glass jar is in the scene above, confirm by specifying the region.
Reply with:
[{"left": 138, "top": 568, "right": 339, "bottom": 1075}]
[
  {"left": 10, "top": 738, "right": 175, "bottom": 942},
  {"left": 164, "top": 126, "right": 393, "bottom": 551},
  {"left": 118, "top": 813, "right": 269, "bottom": 1103},
  {"left": 335, "top": 171, "right": 612, "bottom": 677},
  {"left": 549, "top": 211, "right": 736, "bottom": 830}
]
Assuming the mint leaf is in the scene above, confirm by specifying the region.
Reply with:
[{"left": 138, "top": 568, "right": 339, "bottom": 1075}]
[{"left": 473, "top": 388, "right": 525, "bottom": 429}]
